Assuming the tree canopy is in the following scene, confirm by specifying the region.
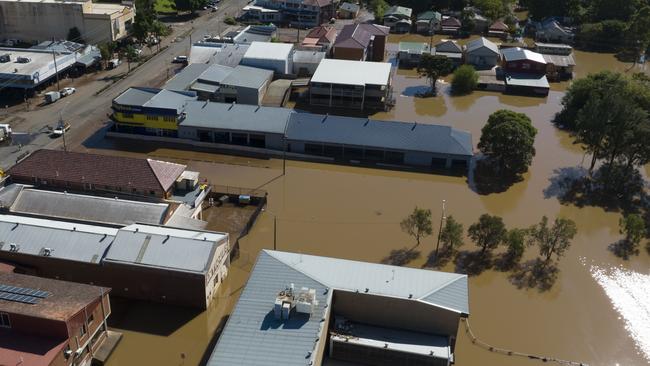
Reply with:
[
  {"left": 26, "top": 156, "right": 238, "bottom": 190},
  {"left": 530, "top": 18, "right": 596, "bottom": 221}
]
[
  {"left": 451, "top": 65, "right": 478, "bottom": 95},
  {"left": 478, "top": 110, "right": 538, "bottom": 176},
  {"left": 401, "top": 207, "right": 433, "bottom": 247},
  {"left": 440, "top": 215, "right": 464, "bottom": 251},
  {"left": 527, "top": 216, "right": 577, "bottom": 264},
  {"left": 417, "top": 54, "right": 453, "bottom": 95},
  {"left": 619, "top": 214, "right": 646, "bottom": 247},
  {"left": 468, "top": 214, "right": 507, "bottom": 254}
]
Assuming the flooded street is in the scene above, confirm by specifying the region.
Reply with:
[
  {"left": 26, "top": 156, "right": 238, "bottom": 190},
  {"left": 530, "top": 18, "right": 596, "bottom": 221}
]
[{"left": 101, "top": 41, "right": 650, "bottom": 366}]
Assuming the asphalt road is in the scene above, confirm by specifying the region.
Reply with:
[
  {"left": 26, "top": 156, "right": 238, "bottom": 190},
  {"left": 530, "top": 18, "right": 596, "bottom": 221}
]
[{"left": 0, "top": 0, "right": 249, "bottom": 170}]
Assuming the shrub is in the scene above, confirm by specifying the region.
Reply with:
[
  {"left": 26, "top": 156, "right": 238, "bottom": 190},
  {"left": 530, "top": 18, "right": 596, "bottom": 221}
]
[{"left": 451, "top": 65, "right": 478, "bottom": 95}]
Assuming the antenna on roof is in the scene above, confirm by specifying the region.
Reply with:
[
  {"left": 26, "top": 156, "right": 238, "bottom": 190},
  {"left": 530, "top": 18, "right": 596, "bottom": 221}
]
[{"left": 163, "top": 234, "right": 170, "bottom": 243}]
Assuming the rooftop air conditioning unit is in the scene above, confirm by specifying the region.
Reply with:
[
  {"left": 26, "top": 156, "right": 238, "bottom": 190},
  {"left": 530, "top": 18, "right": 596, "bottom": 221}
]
[
  {"left": 42, "top": 247, "right": 52, "bottom": 256},
  {"left": 295, "top": 287, "right": 317, "bottom": 315},
  {"left": 9, "top": 243, "right": 19, "bottom": 252}
]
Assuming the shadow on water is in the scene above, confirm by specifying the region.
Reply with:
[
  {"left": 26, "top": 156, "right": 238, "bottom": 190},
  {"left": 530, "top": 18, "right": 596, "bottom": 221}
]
[
  {"left": 508, "top": 258, "right": 559, "bottom": 292},
  {"left": 469, "top": 159, "right": 524, "bottom": 195},
  {"left": 608, "top": 240, "right": 640, "bottom": 260},
  {"left": 380, "top": 247, "right": 421, "bottom": 266},
  {"left": 401, "top": 85, "right": 432, "bottom": 97},
  {"left": 108, "top": 297, "right": 202, "bottom": 336},
  {"left": 454, "top": 250, "right": 493, "bottom": 276},
  {"left": 198, "top": 315, "right": 230, "bottom": 366},
  {"left": 421, "top": 247, "right": 455, "bottom": 269}
]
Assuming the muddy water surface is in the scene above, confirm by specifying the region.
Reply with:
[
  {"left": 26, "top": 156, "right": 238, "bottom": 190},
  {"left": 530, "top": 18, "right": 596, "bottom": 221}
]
[{"left": 102, "top": 43, "right": 650, "bottom": 366}]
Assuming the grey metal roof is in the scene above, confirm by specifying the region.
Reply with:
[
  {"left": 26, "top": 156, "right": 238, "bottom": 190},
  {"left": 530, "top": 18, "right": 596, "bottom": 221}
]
[
  {"left": 164, "top": 63, "right": 211, "bottom": 91},
  {"left": 221, "top": 65, "right": 273, "bottom": 89},
  {"left": 143, "top": 89, "right": 197, "bottom": 113},
  {"left": 103, "top": 224, "right": 228, "bottom": 274},
  {"left": 465, "top": 37, "right": 499, "bottom": 55},
  {"left": 286, "top": 113, "right": 473, "bottom": 157},
  {"left": 434, "top": 40, "right": 462, "bottom": 53},
  {"left": 207, "top": 251, "right": 330, "bottom": 366},
  {"left": 505, "top": 73, "right": 550, "bottom": 88},
  {"left": 0, "top": 184, "right": 26, "bottom": 208},
  {"left": 292, "top": 50, "right": 326, "bottom": 64},
  {"left": 113, "top": 87, "right": 160, "bottom": 107},
  {"left": 542, "top": 53, "right": 575, "bottom": 67},
  {"left": 10, "top": 189, "right": 168, "bottom": 226},
  {"left": 0, "top": 215, "right": 116, "bottom": 264},
  {"left": 198, "top": 64, "right": 234, "bottom": 84},
  {"left": 180, "top": 101, "right": 291, "bottom": 134},
  {"left": 191, "top": 81, "right": 220, "bottom": 93},
  {"left": 207, "top": 250, "right": 469, "bottom": 366}
]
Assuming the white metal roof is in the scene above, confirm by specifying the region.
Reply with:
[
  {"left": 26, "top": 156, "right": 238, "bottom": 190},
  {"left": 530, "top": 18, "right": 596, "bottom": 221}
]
[
  {"left": 121, "top": 224, "right": 226, "bottom": 242},
  {"left": 243, "top": 41, "right": 294, "bottom": 61},
  {"left": 310, "top": 59, "right": 392, "bottom": 86},
  {"left": 0, "top": 214, "right": 118, "bottom": 236},
  {"left": 501, "top": 47, "right": 547, "bottom": 64}
]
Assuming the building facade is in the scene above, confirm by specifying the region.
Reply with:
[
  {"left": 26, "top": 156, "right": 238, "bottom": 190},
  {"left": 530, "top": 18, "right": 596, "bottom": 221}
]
[
  {"left": 0, "top": 0, "right": 135, "bottom": 44},
  {"left": 465, "top": 37, "right": 500, "bottom": 69},
  {"left": 383, "top": 5, "right": 412, "bottom": 33},
  {"left": 240, "top": 41, "right": 294, "bottom": 75},
  {"left": 332, "top": 23, "right": 389, "bottom": 61},
  {"left": 246, "top": 0, "right": 336, "bottom": 28},
  {"left": 0, "top": 272, "right": 112, "bottom": 366}
]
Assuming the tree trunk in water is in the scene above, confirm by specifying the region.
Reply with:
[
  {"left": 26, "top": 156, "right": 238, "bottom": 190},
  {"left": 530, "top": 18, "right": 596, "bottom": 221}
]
[{"left": 588, "top": 151, "right": 598, "bottom": 176}]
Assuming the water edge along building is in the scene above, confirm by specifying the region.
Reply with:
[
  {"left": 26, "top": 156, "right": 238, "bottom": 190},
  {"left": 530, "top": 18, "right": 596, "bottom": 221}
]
[{"left": 207, "top": 250, "right": 469, "bottom": 366}]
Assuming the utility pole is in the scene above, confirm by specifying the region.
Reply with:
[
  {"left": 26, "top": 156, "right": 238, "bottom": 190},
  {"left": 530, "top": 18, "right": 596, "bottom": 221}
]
[
  {"left": 51, "top": 38, "right": 60, "bottom": 91},
  {"left": 59, "top": 102, "right": 70, "bottom": 152},
  {"left": 433, "top": 199, "right": 446, "bottom": 262},
  {"left": 273, "top": 216, "right": 277, "bottom": 250}
]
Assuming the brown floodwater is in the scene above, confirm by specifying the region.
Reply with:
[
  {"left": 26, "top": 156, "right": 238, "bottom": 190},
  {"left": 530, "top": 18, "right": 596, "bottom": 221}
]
[{"left": 101, "top": 43, "right": 650, "bottom": 366}]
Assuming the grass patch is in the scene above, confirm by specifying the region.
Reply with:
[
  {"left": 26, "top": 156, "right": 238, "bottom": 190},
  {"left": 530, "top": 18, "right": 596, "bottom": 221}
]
[{"left": 154, "top": 0, "right": 176, "bottom": 13}]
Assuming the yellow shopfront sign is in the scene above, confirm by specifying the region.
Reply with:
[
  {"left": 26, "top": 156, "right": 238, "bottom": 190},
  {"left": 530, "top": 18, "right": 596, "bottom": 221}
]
[{"left": 114, "top": 112, "right": 179, "bottom": 130}]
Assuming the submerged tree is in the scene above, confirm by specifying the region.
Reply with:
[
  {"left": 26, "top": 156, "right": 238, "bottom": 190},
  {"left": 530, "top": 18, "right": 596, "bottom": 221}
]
[
  {"left": 440, "top": 215, "right": 464, "bottom": 252},
  {"left": 468, "top": 214, "right": 507, "bottom": 255},
  {"left": 401, "top": 207, "right": 433, "bottom": 247},
  {"left": 619, "top": 214, "right": 646, "bottom": 248},
  {"left": 451, "top": 65, "right": 479, "bottom": 95},
  {"left": 527, "top": 216, "right": 577, "bottom": 264},
  {"left": 417, "top": 54, "right": 453, "bottom": 96},
  {"left": 503, "top": 228, "right": 527, "bottom": 263},
  {"left": 478, "top": 110, "right": 538, "bottom": 177}
]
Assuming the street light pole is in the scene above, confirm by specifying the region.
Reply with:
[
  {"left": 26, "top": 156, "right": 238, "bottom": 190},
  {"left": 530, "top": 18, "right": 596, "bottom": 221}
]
[
  {"left": 59, "top": 102, "right": 70, "bottom": 152},
  {"left": 433, "top": 199, "right": 446, "bottom": 262}
]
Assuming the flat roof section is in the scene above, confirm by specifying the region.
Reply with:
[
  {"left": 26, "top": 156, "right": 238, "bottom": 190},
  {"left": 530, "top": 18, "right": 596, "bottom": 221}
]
[
  {"left": 287, "top": 113, "right": 473, "bottom": 157},
  {"left": 180, "top": 101, "right": 292, "bottom": 134},
  {"left": 311, "top": 59, "right": 392, "bottom": 86},
  {"left": 104, "top": 224, "right": 228, "bottom": 274},
  {"left": 113, "top": 87, "right": 160, "bottom": 107},
  {"left": 243, "top": 41, "right": 294, "bottom": 61},
  {"left": 0, "top": 272, "right": 109, "bottom": 321},
  {"left": 10, "top": 189, "right": 169, "bottom": 226},
  {"left": 0, "top": 48, "right": 69, "bottom": 77},
  {"left": 0, "top": 214, "right": 116, "bottom": 263}
]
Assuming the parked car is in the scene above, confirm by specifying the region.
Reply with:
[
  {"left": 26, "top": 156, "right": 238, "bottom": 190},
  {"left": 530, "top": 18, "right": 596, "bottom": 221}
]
[
  {"left": 52, "top": 122, "right": 70, "bottom": 137},
  {"left": 60, "top": 87, "right": 76, "bottom": 97},
  {"left": 211, "top": 6, "right": 218, "bottom": 12},
  {"left": 172, "top": 55, "right": 188, "bottom": 64},
  {"left": 108, "top": 58, "right": 121, "bottom": 69},
  {"left": 0, "top": 124, "right": 12, "bottom": 142},
  {"left": 44, "top": 91, "right": 61, "bottom": 104}
]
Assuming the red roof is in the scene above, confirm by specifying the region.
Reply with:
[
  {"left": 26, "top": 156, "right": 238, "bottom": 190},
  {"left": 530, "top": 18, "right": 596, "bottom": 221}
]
[
  {"left": 0, "top": 330, "right": 68, "bottom": 366},
  {"left": 8, "top": 150, "right": 186, "bottom": 193},
  {"left": 304, "top": 25, "right": 337, "bottom": 44},
  {"left": 490, "top": 21, "right": 509, "bottom": 31}
]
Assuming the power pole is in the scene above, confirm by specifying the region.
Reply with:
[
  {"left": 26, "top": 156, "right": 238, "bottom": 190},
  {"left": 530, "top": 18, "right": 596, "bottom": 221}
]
[
  {"left": 51, "top": 38, "right": 60, "bottom": 91},
  {"left": 273, "top": 216, "right": 277, "bottom": 250},
  {"left": 433, "top": 199, "right": 446, "bottom": 262}
]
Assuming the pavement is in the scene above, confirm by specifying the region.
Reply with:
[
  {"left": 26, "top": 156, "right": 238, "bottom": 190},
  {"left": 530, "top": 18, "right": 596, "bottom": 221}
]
[{"left": 0, "top": 0, "right": 251, "bottom": 170}]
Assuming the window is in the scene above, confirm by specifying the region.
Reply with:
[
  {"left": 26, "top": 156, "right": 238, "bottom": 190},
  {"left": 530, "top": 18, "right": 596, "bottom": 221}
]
[
  {"left": 149, "top": 190, "right": 156, "bottom": 196},
  {"left": 80, "top": 323, "right": 87, "bottom": 337},
  {"left": 162, "top": 116, "right": 176, "bottom": 122},
  {"left": 88, "top": 313, "right": 94, "bottom": 324},
  {"left": 146, "top": 115, "right": 158, "bottom": 121},
  {"left": 122, "top": 113, "right": 134, "bottom": 119},
  {"left": 0, "top": 313, "right": 10, "bottom": 328}
]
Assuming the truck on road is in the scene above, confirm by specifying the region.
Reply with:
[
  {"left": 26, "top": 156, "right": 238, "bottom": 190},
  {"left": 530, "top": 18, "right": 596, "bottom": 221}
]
[{"left": 44, "top": 91, "right": 60, "bottom": 104}]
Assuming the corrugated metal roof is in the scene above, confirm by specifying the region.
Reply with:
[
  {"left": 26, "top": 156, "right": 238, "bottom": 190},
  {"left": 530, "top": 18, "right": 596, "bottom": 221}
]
[
  {"left": 180, "top": 101, "right": 291, "bottom": 134},
  {"left": 505, "top": 73, "right": 550, "bottom": 88},
  {"left": 103, "top": 224, "right": 227, "bottom": 273},
  {"left": 221, "top": 65, "right": 273, "bottom": 89},
  {"left": 164, "top": 63, "right": 211, "bottom": 91},
  {"left": 292, "top": 50, "right": 326, "bottom": 64},
  {"left": 385, "top": 5, "right": 412, "bottom": 17},
  {"left": 207, "top": 251, "right": 329, "bottom": 366},
  {"left": 399, "top": 42, "right": 430, "bottom": 54},
  {"left": 191, "top": 81, "right": 220, "bottom": 93},
  {"left": 113, "top": 87, "right": 159, "bottom": 107},
  {"left": 466, "top": 37, "right": 499, "bottom": 55},
  {"left": 311, "top": 59, "right": 392, "bottom": 86},
  {"left": 286, "top": 113, "right": 473, "bottom": 157},
  {"left": 10, "top": 189, "right": 168, "bottom": 226},
  {"left": 501, "top": 47, "right": 546, "bottom": 64},
  {"left": 0, "top": 214, "right": 116, "bottom": 263},
  {"left": 542, "top": 53, "right": 575, "bottom": 67},
  {"left": 242, "top": 41, "right": 293, "bottom": 61},
  {"left": 197, "top": 64, "right": 233, "bottom": 84},
  {"left": 434, "top": 40, "right": 462, "bottom": 53},
  {"left": 143, "top": 89, "right": 197, "bottom": 113},
  {"left": 207, "top": 250, "right": 468, "bottom": 366}
]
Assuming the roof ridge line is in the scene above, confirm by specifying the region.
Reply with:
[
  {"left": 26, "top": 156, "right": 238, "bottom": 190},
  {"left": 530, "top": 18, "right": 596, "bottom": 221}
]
[
  {"left": 264, "top": 250, "right": 331, "bottom": 287},
  {"left": 449, "top": 128, "right": 473, "bottom": 155},
  {"left": 417, "top": 274, "right": 466, "bottom": 300}
]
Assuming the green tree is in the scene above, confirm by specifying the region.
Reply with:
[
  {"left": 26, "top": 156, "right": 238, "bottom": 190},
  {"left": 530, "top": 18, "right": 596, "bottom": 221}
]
[
  {"left": 440, "top": 215, "right": 464, "bottom": 252},
  {"left": 460, "top": 8, "right": 476, "bottom": 33},
  {"left": 468, "top": 214, "right": 507, "bottom": 254},
  {"left": 369, "top": 0, "right": 389, "bottom": 21},
  {"left": 478, "top": 110, "right": 537, "bottom": 176},
  {"left": 474, "top": 0, "right": 512, "bottom": 21},
  {"left": 122, "top": 45, "right": 140, "bottom": 73},
  {"left": 625, "top": 6, "right": 650, "bottom": 61},
  {"left": 451, "top": 65, "right": 478, "bottom": 95},
  {"left": 527, "top": 216, "right": 577, "bottom": 264},
  {"left": 503, "top": 228, "right": 526, "bottom": 262},
  {"left": 67, "top": 27, "right": 83, "bottom": 43},
  {"left": 98, "top": 42, "right": 116, "bottom": 68},
  {"left": 401, "top": 207, "right": 433, "bottom": 247},
  {"left": 417, "top": 54, "right": 453, "bottom": 95},
  {"left": 588, "top": 0, "right": 642, "bottom": 22},
  {"left": 224, "top": 16, "right": 238, "bottom": 25},
  {"left": 619, "top": 214, "right": 646, "bottom": 247},
  {"left": 175, "top": 0, "right": 208, "bottom": 13}
]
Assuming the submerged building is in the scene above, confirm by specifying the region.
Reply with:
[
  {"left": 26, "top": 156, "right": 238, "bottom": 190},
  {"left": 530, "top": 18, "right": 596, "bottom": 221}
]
[{"left": 207, "top": 250, "right": 469, "bottom": 366}]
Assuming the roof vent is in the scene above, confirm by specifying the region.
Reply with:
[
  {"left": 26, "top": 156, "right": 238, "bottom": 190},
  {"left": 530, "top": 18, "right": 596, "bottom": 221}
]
[
  {"left": 163, "top": 235, "right": 170, "bottom": 243},
  {"left": 9, "top": 243, "right": 19, "bottom": 252},
  {"left": 274, "top": 284, "right": 319, "bottom": 320},
  {"left": 41, "top": 247, "right": 53, "bottom": 256}
]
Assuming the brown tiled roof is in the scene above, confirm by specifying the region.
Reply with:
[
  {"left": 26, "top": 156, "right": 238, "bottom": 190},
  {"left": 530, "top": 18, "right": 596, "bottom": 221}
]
[
  {"left": 441, "top": 17, "right": 461, "bottom": 27},
  {"left": 7, "top": 150, "right": 186, "bottom": 193},
  {"left": 304, "top": 25, "right": 337, "bottom": 44},
  {"left": 335, "top": 23, "right": 389, "bottom": 49},
  {"left": 490, "top": 21, "right": 509, "bottom": 31},
  {"left": 0, "top": 272, "right": 110, "bottom": 321}
]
